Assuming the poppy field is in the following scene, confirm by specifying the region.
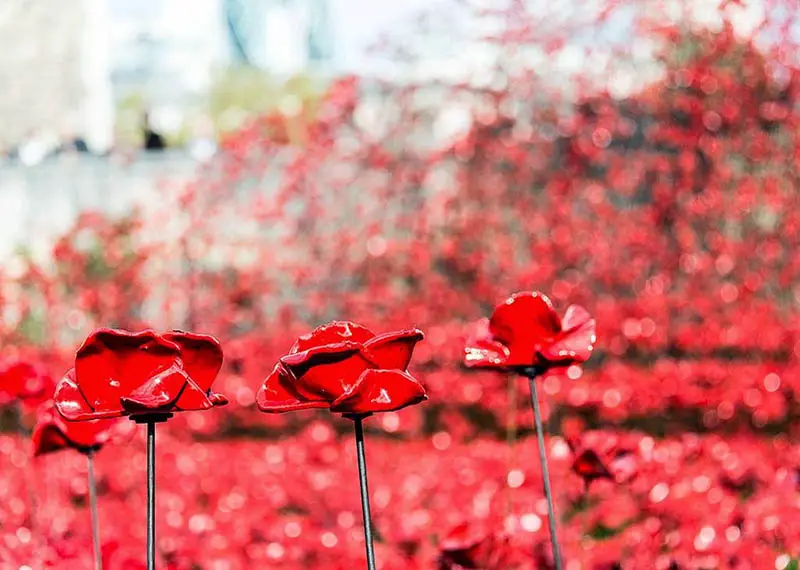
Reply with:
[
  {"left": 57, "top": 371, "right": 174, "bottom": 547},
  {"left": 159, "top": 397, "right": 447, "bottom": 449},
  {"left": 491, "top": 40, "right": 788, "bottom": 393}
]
[{"left": 1, "top": 1, "right": 799, "bottom": 568}]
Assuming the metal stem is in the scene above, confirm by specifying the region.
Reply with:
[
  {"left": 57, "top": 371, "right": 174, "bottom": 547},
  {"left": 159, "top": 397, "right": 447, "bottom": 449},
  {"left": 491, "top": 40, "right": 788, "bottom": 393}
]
[
  {"left": 505, "top": 373, "right": 518, "bottom": 517},
  {"left": 87, "top": 451, "right": 102, "bottom": 570},
  {"left": 527, "top": 373, "right": 562, "bottom": 570},
  {"left": 353, "top": 417, "right": 376, "bottom": 570},
  {"left": 147, "top": 421, "right": 156, "bottom": 570}
]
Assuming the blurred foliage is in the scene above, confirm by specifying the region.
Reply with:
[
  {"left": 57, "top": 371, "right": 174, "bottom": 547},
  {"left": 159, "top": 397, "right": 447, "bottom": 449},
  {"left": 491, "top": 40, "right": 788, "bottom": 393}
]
[
  {"left": 208, "top": 67, "right": 325, "bottom": 138},
  {"left": 112, "top": 68, "right": 327, "bottom": 148},
  {"left": 114, "top": 91, "right": 144, "bottom": 148}
]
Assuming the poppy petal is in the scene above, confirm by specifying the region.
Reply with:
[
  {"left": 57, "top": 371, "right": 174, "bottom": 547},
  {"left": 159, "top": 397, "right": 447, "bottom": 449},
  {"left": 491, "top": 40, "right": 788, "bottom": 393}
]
[
  {"left": 68, "top": 420, "right": 112, "bottom": 451},
  {"left": 362, "top": 328, "right": 424, "bottom": 370},
  {"left": 561, "top": 304, "right": 593, "bottom": 332},
  {"left": 489, "top": 292, "right": 561, "bottom": 367},
  {"left": 32, "top": 424, "right": 70, "bottom": 457},
  {"left": 163, "top": 331, "right": 224, "bottom": 392},
  {"left": 289, "top": 321, "right": 374, "bottom": 354},
  {"left": 120, "top": 364, "right": 199, "bottom": 413},
  {"left": 464, "top": 318, "right": 510, "bottom": 368},
  {"left": 540, "top": 305, "right": 596, "bottom": 364},
  {"left": 172, "top": 377, "right": 221, "bottom": 412},
  {"left": 208, "top": 392, "right": 229, "bottom": 407},
  {"left": 75, "top": 329, "right": 182, "bottom": 416},
  {"left": 330, "top": 368, "right": 427, "bottom": 414},
  {"left": 464, "top": 339, "right": 510, "bottom": 368},
  {"left": 54, "top": 369, "right": 99, "bottom": 421},
  {"left": 256, "top": 363, "right": 328, "bottom": 413},
  {"left": 33, "top": 401, "right": 112, "bottom": 456},
  {"left": 280, "top": 342, "right": 371, "bottom": 401}
]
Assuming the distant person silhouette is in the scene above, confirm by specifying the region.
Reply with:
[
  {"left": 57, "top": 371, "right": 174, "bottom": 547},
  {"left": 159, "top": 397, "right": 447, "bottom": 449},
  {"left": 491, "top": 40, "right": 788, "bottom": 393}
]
[
  {"left": 72, "top": 137, "right": 90, "bottom": 152},
  {"left": 142, "top": 112, "right": 166, "bottom": 151},
  {"left": 57, "top": 136, "right": 90, "bottom": 154}
]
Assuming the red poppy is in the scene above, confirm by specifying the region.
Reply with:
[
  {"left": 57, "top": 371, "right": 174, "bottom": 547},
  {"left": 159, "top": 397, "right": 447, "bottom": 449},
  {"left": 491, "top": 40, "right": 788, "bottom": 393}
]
[
  {"left": 54, "top": 329, "right": 228, "bottom": 421},
  {"left": 256, "top": 321, "right": 427, "bottom": 415},
  {"left": 0, "top": 359, "right": 50, "bottom": 406},
  {"left": 32, "top": 397, "right": 113, "bottom": 456},
  {"left": 464, "top": 291, "right": 596, "bottom": 372},
  {"left": 438, "top": 521, "right": 525, "bottom": 569},
  {"left": 568, "top": 432, "right": 638, "bottom": 487}
]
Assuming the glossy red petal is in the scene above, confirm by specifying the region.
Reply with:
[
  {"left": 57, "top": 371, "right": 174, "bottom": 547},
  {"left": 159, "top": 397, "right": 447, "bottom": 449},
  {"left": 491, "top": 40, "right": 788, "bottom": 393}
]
[
  {"left": 561, "top": 304, "right": 593, "bottom": 332},
  {"left": 330, "top": 368, "right": 427, "bottom": 414},
  {"left": 54, "top": 369, "right": 100, "bottom": 421},
  {"left": 120, "top": 364, "right": 198, "bottom": 413},
  {"left": 208, "top": 392, "right": 229, "bottom": 407},
  {"left": 289, "top": 321, "right": 374, "bottom": 354},
  {"left": 362, "top": 328, "right": 424, "bottom": 370},
  {"left": 32, "top": 401, "right": 112, "bottom": 456},
  {"left": 256, "top": 363, "right": 328, "bottom": 413},
  {"left": 280, "top": 342, "right": 371, "bottom": 401},
  {"left": 32, "top": 424, "right": 70, "bottom": 456},
  {"left": 163, "top": 331, "right": 224, "bottom": 392},
  {"left": 489, "top": 292, "right": 561, "bottom": 367},
  {"left": 540, "top": 305, "right": 597, "bottom": 364},
  {"left": 172, "top": 378, "right": 222, "bottom": 412},
  {"left": 464, "top": 318, "right": 510, "bottom": 368},
  {"left": 75, "top": 329, "right": 182, "bottom": 417}
]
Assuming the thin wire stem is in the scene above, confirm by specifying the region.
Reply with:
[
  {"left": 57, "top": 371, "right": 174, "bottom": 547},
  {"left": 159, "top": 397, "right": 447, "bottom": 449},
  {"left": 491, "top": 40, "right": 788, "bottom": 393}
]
[
  {"left": 147, "top": 421, "right": 156, "bottom": 570},
  {"left": 527, "top": 372, "right": 562, "bottom": 570},
  {"left": 87, "top": 451, "right": 102, "bottom": 570},
  {"left": 353, "top": 417, "right": 376, "bottom": 570},
  {"left": 505, "top": 373, "right": 518, "bottom": 517}
]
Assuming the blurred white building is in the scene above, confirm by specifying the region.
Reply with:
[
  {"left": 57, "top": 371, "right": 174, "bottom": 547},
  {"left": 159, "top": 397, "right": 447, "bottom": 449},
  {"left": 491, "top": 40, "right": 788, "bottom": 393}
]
[
  {"left": 223, "top": 0, "right": 334, "bottom": 73},
  {"left": 0, "top": 0, "right": 113, "bottom": 153},
  {"left": 109, "top": 0, "right": 336, "bottom": 96}
]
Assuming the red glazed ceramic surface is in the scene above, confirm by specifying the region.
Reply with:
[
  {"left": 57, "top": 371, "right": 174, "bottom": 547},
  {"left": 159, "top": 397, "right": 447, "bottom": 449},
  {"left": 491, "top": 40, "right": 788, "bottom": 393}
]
[
  {"left": 257, "top": 321, "right": 427, "bottom": 415},
  {"left": 464, "top": 291, "right": 596, "bottom": 372},
  {"left": 54, "top": 329, "right": 228, "bottom": 421},
  {"left": 32, "top": 397, "right": 114, "bottom": 456}
]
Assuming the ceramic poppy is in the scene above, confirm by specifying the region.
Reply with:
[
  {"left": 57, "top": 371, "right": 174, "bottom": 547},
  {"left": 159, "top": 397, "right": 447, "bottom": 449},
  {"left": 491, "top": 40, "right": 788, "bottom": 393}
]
[
  {"left": 32, "top": 397, "right": 113, "bottom": 456},
  {"left": 54, "top": 329, "right": 228, "bottom": 421},
  {"left": 0, "top": 359, "right": 50, "bottom": 406},
  {"left": 256, "top": 321, "right": 427, "bottom": 415},
  {"left": 438, "top": 521, "right": 524, "bottom": 570},
  {"left": 567, "top": 432, "right": 638, "bottom": 487},
  {"left": 464, "top": 291, "right": 596, "bottom": 372}
]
